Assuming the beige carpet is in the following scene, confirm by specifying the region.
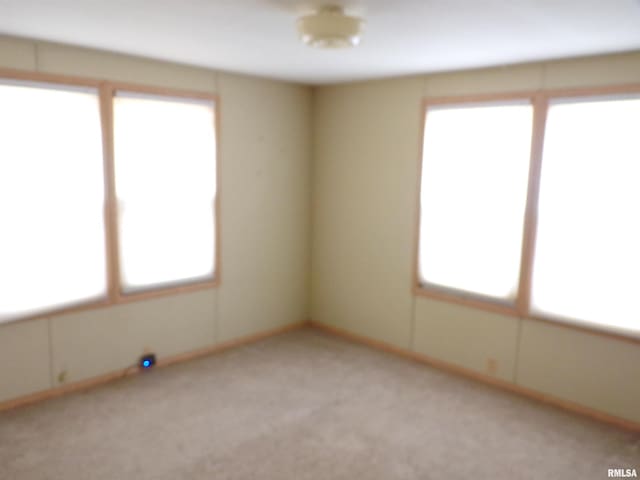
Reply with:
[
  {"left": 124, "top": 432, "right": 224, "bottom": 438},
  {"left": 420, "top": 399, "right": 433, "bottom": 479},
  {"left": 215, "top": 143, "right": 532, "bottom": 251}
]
[{"left": 0, "top": 327, "right": 638, "bottom": 479}]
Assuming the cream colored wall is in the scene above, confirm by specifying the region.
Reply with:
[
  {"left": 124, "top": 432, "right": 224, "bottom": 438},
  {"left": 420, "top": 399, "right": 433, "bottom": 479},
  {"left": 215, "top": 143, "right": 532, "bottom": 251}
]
[
  {"left": 1, "top": 32, "right": 638, "bottom": 425},
  {"left": 0, "top": 36, "right": 311, "bottom": 403},
  {"left": 312, "top": 51, "right": 640, "bottom": 423},
  {"left": 217, "top": 72, "right": 311, "bottom": 342},
  {"left": 312, "top": 77, "right": 423, "bottom": 348}
]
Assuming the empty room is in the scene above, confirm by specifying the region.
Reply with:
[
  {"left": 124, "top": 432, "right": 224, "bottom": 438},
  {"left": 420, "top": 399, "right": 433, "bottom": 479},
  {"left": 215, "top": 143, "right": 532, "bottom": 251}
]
[{"left": 0, "top": 1, "right": 639, "bottom": 478}]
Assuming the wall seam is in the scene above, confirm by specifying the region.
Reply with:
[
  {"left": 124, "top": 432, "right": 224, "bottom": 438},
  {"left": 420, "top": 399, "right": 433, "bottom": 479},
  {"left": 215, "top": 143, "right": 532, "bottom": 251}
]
[
  {"left": 213, "top": 69, "right": 221, "bottom": 344},
  {"left": 540, "top": 61, "right": 548, "bottom": 90},
  {"left": 34, "top": 41, "right": 40, "bottom": 72},
  {"left": 412, "top": 75, "right": 427, "bottom": 351},
  {"left": 409, "top": 296, "right": 417, "bottom": 351},
  {"left": 307, "top": 86, "right": 316, "bottom": 322},
  {"left": 214, "top": 288, "right": 219, "bottom": 345},
  {"left": 47, "top": 318, "right": 55, "bottom": 388},
  {"left": 513, "top": 317, "right": 524, "bottom": 384}
]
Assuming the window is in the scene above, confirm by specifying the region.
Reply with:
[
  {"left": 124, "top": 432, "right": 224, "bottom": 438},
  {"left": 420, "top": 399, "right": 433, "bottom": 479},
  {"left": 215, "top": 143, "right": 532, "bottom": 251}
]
[
  {"left": 417, "top": 90, "right": 640, "bottom": 338},
  {"left": 0, "top": 72, "right": 219, "bottom": 325},
  {"left": 0, "top": 81, "right": 107, "bottom": 322},
  {"left": 531, "top": 95, "right": 640, "bottom": 335},
  {"left": 113, "top": 92, "right": 217, "bottom": 293},
  {"left": 417, "top": 101, "right": 533, "bottom": 304}
]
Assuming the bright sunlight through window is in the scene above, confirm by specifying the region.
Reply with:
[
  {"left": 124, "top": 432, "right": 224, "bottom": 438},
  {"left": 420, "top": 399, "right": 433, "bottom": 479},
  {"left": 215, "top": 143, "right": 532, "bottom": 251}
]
[
  {"left": 113, "top": 92, "right": 217, "bottom": 293},
  {"left": 418, "top": 102, "right": 533, "bottom": 301},
  {"left": 531, "top": 96, "right": 640, "bottom": 334},
  {"left": 0, "top": 82, "right": 107, "bottom": 322}
]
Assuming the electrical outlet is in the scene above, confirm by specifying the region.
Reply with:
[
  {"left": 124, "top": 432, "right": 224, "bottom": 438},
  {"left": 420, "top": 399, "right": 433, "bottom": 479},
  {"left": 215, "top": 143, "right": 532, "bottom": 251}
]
[
  {"left": 139, "top": 353, "right": 156, "bottom": 370},
  {"left": 486, "top": 358, "right": 498, "bottom": 376}
]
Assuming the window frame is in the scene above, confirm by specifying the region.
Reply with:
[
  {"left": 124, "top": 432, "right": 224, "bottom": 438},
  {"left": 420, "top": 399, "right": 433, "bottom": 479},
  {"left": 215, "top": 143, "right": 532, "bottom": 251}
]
[
  {"left": 414, "top": 86, "right": 640, "bottom": 343},
  {"left": 106, "top": 83, "right": 220, "bottom": 301},
  {"left": 0, "top": 68, "right": 220, "bottom": 324}
]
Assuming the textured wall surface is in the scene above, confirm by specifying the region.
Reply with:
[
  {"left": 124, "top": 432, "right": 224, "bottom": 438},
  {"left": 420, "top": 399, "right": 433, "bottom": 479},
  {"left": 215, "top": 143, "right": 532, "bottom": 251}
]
[
  {"left": 0, "top": 36, "right": 312, "bottom": 402},
  {"left": 1, "top": 34, "right": 639, "bottom": 424},
  {"left": 312, "top": 51, "right": 640, "bottom": 423}
]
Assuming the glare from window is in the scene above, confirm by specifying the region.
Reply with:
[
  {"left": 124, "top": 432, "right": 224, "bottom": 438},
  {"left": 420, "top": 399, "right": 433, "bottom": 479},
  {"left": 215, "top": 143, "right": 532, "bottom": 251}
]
[
  {"left": 0, "top": 83, "right": 107, "bottom": 322},
  {"left": 113, "top": 93, "right": 217, "bottom": 292},
  {"left": 531, "top": 97, "right": 640, "bottom": 334},
  {"left": 418, "top": 103, "right": 533, "bottom": 301}
]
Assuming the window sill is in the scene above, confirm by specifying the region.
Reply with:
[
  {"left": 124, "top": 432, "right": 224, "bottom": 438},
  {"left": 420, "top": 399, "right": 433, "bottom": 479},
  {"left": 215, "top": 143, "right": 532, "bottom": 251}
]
[
  {"left": 413, "top": 284, "right": 520, "bottom": 317},
  {"left": 413, "top": 284, "right": 640, "bottom": 345},
  {"left": 0, "top": 277, "right": 219, "bottom": 326}
]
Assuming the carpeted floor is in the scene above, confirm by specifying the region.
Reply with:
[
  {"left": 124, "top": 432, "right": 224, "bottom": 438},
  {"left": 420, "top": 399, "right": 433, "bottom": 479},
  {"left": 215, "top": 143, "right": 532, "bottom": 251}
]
[{"left": 0, "top": 327, "right": 638, "bottom": 479}]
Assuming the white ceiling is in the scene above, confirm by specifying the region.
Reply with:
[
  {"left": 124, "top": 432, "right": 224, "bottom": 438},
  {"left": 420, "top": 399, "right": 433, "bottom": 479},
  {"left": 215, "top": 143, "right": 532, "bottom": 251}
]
[{"left": 0, "top": 0, "right": 639, "bottom": 85}]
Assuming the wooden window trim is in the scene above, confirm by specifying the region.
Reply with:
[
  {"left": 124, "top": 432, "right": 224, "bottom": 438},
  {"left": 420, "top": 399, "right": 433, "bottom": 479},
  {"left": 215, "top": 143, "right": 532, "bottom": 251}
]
[
  {"left": 0, "top": 68, "right": 220, "bottom": 325},
  {"left": 414, "top": 85, "right": 640, "bottom": 345},
  {"left": 106, "top": 82, "right": 221, "bottom": 302},
  {"left": 413, "top": 92, "right": 536, "bottom": 319}
]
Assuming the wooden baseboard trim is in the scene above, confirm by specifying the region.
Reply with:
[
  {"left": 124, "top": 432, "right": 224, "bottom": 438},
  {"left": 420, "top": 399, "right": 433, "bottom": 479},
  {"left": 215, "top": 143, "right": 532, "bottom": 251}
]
[
  {"left": 5, "top": 319, "right": 636, "bottom": 432},
  {"left": 309, "top": 321, "right": 640, "bottom": 432},
  {"left": 156, "top": 321, "right": 308, "bottom": 368},
  {"left": 0, "top": 321, "right": 308, "bottom": 413}
]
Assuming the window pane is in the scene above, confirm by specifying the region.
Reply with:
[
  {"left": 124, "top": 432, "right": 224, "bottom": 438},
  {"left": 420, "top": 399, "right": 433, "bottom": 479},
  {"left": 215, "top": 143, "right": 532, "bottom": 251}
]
[
  {"left": 0, "top": 82, "right": 107, "bottom": 322},
  {"left": 418, "top": 102, "right": 533, "bottom": 300},
  {"left": 531, "top": 96, "right": 640, "bottom": 334},
  {"left": 113, "top": 92, "right": 216, "bottom": 293}
]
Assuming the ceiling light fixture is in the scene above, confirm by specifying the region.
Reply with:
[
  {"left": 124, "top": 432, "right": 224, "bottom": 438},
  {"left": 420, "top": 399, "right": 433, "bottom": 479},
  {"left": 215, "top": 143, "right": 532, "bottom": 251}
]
[{"left": 297, "top": 5, "right": 363, "bottom": 48}]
